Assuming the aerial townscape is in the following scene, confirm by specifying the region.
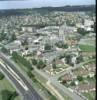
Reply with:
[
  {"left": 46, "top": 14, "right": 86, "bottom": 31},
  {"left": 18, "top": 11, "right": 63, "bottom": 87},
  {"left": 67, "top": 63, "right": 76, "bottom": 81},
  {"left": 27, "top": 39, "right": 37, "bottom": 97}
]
[{"left": 0, "top": 2, "right": 96, "bottom": 100}]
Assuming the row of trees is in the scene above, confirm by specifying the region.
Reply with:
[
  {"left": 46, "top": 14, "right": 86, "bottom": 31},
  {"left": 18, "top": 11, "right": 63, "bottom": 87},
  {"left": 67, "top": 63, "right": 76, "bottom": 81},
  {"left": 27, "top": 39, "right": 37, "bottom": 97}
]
[
  {"left": 77, "top": 28, "right": 90, "bottom": 36},
  {"left": 27, "top": 71, "right": 37, "bottom": 82},
  {"left": 32, "top": 58, "right": 64, "bottom": 70},
  {"left": 12, "top": 51, "right": 33, "bottom": 71},
  {"left": 55, "top": 42, "right": 68, "bottom": 49},
  {"left": 0, "top": 32, "right": 16, "bottom": 42},
  {"left": 32, "top": 59, "right": 46, "bottom": 69}
]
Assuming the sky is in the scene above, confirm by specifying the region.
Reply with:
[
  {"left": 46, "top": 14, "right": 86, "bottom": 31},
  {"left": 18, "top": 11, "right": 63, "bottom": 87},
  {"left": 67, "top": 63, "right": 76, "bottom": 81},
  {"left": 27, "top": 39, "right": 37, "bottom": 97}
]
[{"left": 0, "top": 0, "right": 95, "bottom": 9}]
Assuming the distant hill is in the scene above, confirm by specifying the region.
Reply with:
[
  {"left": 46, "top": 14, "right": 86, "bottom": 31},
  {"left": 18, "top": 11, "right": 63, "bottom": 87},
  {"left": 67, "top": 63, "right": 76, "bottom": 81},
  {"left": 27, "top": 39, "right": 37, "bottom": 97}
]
[
  {"left": 33, "top": 5, "right": 95, "bottom": 12},
  {"left": 0, "top": 5, "right": 95, "bottom": 16}
]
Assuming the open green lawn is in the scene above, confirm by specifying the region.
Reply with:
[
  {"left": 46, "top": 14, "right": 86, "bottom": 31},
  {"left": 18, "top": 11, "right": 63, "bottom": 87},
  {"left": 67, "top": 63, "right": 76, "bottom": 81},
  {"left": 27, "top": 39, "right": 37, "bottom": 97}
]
[
  {"left": 79, "top": 38, "right": 95, "bottom": 46},
  {"left": 0, "top": 78, "right": 15, "bottom": 92},
  {"left": 14, "top": 96, "right": 22, "bottom": 100},
  {"left": 83, "top": 40, "right": 95, "bottom": 46},
  {"left": 79, "top": 44, "right": 95, "bottom": 52},
  {"left": 83, "top": 91, "right": 95, "bottom": 100},
  {"left": 0, "top": 78, "right": 21, "bottom": 100}
]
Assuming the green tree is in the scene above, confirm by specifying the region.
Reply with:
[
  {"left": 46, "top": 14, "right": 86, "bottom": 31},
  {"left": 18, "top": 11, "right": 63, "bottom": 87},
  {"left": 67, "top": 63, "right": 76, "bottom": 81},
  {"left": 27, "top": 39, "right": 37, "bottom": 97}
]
[
  {"left": 12, "top": 51, "right": 33, "bottom": 71},
  {"left": 70, "top": 81, "right": 75, "bottom": 86},
  {"left": 91, "top": 22, "right": 96, "bottom": 33},
  {"left": 10, "top": 34, "right": 16, "bottom": 42},
  {"left": 10, "top": 91, "right": 18, "bottom": 100},
  {"left": 1, "top": 90, "right": 12, "bottom": 100},
  {"left": 37, "top": 60, "right": 46, "bottom": 69},
  {"left": 65, "top": 55, "right": 72, "bottom": 65},
  {"left": 62, "top": 80, "right": 67, "bottom": 85},
  {"left": 32, "top": 59, "right": 37, "bottom": 65},
  {"left": 1, "top": 47, "right": 9, "bottom": 54},
  {"left": 45, "top": 43, "right": 52, "bottom": 50},
  {"left": 52, "top": 59, "right": 57, "bottom": 69},
  {"left": 22, "top": 38, "right": 28, "bottom": 46},
  {"left": 77, "top": 28, "right": 89, "bottom": 36},
  {"left": 63, "top": 44, "right": 68, "bottom": 49},
  {"left": 55, "top": 42, "right": 68, "bottom": 49},
  {"left": 77, "top": 76, "right": 83, "bottom": 81},
  {"left": 59, "top": 53, "right": 66, "bottom": 59},
  {"left": 1, "top": 90, "right": 18, "bottom": 100},
  {"left": 0, "top": 72, "right": 4, "bottom": 80},
  {"left": 0, "top": 32, "right": 6, "bottom": 41},
  {"left": 76, "top": 55, "right": 83, "bottom": 64},
  {"left": 27, "top": 71, "right": 35, "bottom": 79},
  {"left": 52, "top": 63, "right": 56, "bottom": 69}
]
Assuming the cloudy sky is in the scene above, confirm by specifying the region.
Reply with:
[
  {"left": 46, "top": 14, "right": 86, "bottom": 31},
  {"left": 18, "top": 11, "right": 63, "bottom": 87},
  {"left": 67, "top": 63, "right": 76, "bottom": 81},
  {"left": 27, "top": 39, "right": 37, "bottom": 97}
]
[{"left": 0, "top": 0, "right": 95, "bottom": 9}]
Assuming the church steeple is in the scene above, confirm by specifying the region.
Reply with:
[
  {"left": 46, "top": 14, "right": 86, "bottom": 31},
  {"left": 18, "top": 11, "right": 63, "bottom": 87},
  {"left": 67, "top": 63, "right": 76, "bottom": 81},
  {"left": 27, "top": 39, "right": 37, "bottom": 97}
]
[{"left": 59, "top": 23, "right": 66, "bottom": 43}]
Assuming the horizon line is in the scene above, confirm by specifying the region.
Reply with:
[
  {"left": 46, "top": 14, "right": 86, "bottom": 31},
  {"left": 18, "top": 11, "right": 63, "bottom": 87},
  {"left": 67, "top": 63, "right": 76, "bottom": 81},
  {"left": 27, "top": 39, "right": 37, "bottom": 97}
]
[{"left": 0, "top": 4, "right": 95, "bottom": 10}]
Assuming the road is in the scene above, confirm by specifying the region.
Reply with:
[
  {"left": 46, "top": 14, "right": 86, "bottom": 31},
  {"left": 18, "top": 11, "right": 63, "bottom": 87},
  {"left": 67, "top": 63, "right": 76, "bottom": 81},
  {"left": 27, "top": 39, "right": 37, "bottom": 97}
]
[
  {"left": 0, "top": 52, "right": 42, "bottom": 100},
  {"left": 32, "top": 58, "right": 95, "bottom": 100},
  {"left": 32, "top": 65, "right": 84, "bottom": 100},
  {"left": 0, "top": 50, "right": 94, "bottom": 100},
  {"left": 50, "top": 58, "right": 95, "bottom": 80}
]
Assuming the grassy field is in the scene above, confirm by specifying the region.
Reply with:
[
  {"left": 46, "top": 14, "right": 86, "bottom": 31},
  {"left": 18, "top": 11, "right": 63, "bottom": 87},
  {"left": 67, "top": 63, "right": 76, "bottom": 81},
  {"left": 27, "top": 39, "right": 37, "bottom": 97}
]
[
  {"left": 0, "top": 78, "right": 21, "bottom": 100},
  {"left": 83, "top": 40, "right": 95, "bottom": 46},
  {"left": 79, "top": 38, "right": 95, "bottom": 45},
  {"left": 83, "top": 91, "right": 95, "bottom": 100},
  {"left": 79, "top": 44, "right": 95, "bottom": 52}
]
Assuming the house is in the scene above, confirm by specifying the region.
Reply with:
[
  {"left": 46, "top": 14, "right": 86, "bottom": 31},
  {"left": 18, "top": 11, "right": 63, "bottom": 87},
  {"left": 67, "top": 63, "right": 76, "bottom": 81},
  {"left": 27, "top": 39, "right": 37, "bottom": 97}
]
[
  {"left": 77, "top": 82, "right": 95, "bottom": 93},
  {"left": 5, "top": 40, "right": 22, "bottom": 54},
  {"left": 71, "top": 56, "right": 77, "bottom": 65},
  {"left": 72, "top": 67, "right": 90, "bottom": 77},
  {"left": 21, "top": 25, "right": 36, "bottom": 33},
  {"left": 62, "top": 73, "right": 73, "bottom": 81},
  {"left": 84, "top": 19, "right": 94, "bottom": 27}
]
